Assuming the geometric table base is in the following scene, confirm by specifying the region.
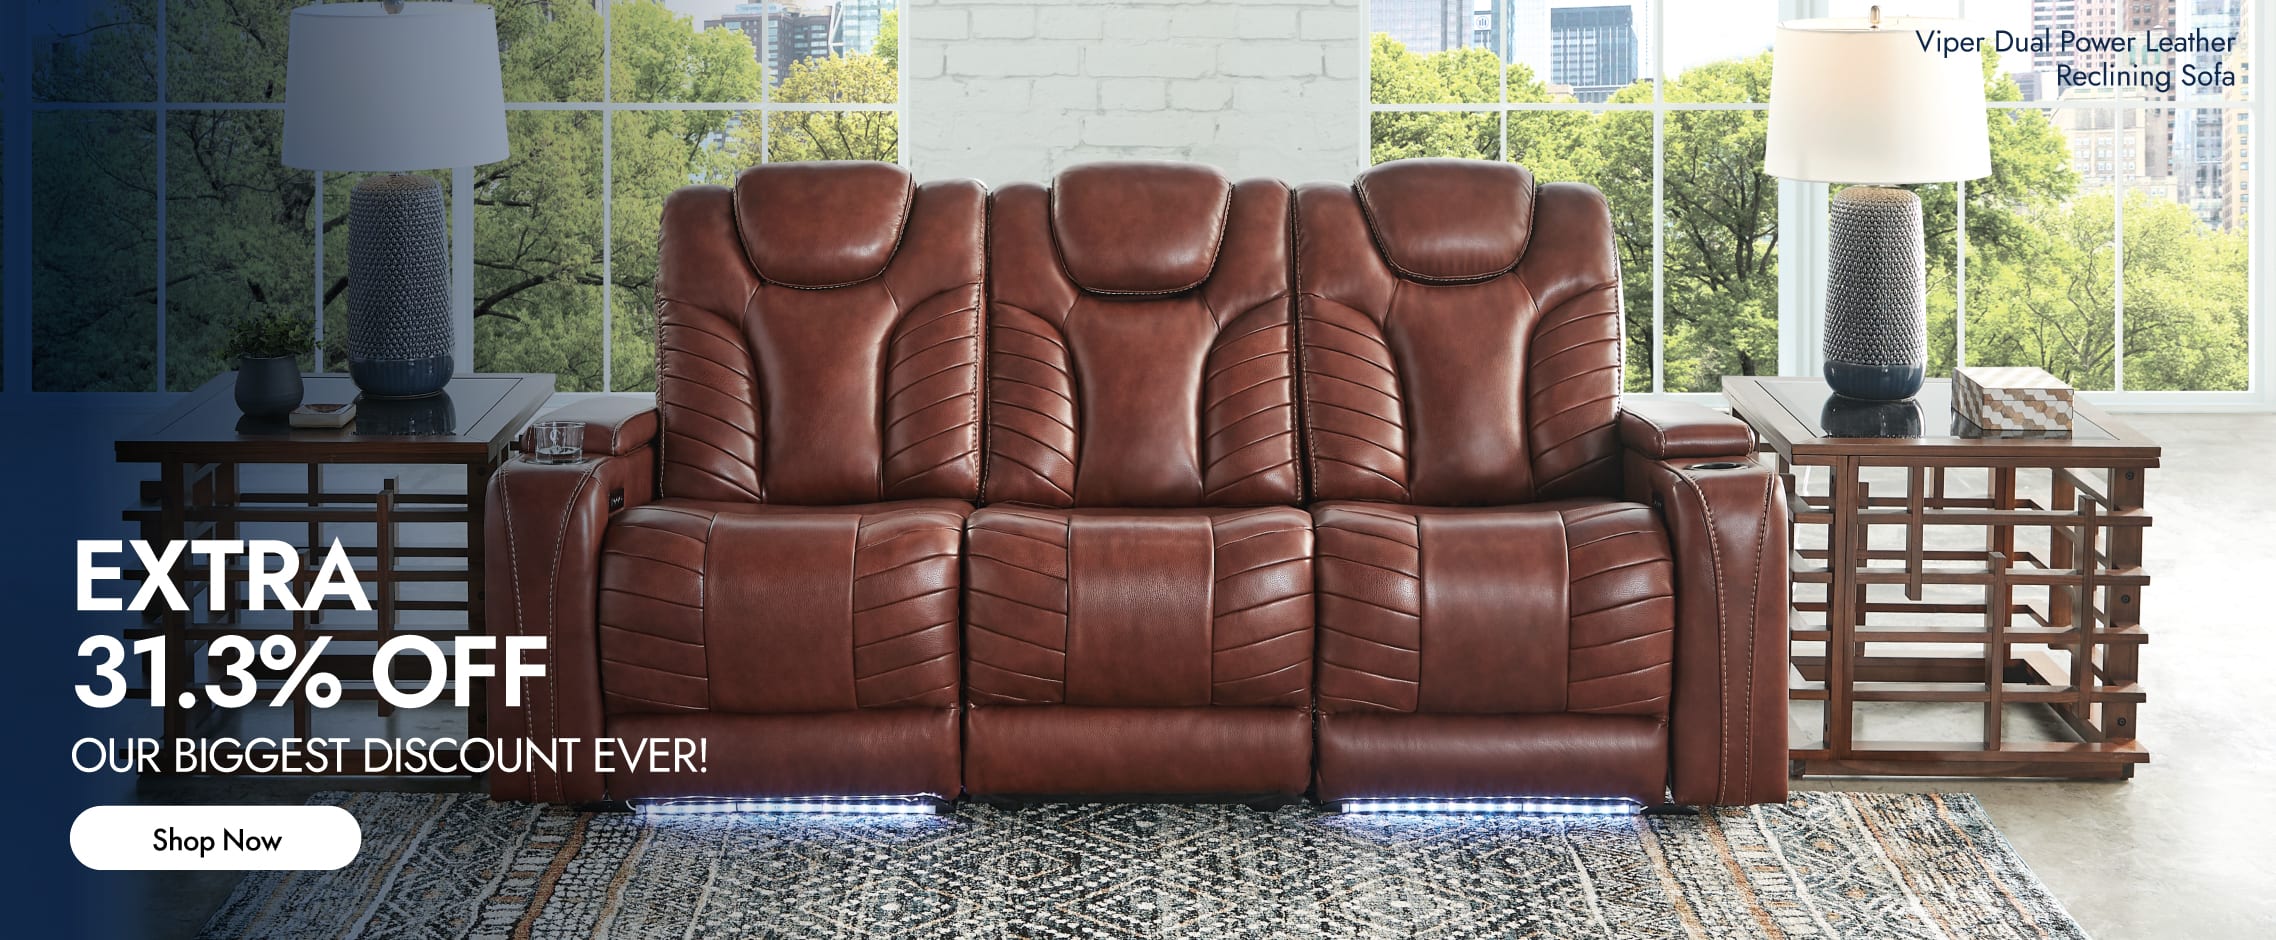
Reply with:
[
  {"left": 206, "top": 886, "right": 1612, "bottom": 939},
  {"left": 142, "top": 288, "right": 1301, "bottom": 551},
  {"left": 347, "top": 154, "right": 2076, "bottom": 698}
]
[{"left": 1724, "top": 377, "right": 2156, "bottom": 780}]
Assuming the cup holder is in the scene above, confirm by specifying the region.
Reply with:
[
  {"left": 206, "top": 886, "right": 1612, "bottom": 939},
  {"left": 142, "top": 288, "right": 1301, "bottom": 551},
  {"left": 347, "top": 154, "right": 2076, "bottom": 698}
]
[{"left": 1686, "top": 461, "right": 1746, "bottom": 471}]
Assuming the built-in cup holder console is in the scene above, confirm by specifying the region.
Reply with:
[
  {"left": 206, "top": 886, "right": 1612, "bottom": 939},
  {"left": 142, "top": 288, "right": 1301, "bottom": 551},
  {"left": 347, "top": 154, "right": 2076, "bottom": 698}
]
[{"left": 1686, "top": 461, "right": 1747, "bottom": 471}]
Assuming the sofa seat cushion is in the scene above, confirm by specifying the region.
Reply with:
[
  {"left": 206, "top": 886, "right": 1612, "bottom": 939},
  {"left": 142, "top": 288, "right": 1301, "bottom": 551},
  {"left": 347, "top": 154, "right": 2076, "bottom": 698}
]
[
  {"left": 1316, "top": 712, "right": 1668, "bottom": 805},
  {"left": 965, "top": 706, "right": 1311, "bottom": 798},
  {"left": 595, "top": 498, "right": 969, "bottom": 716},
  {"left": 1314, "top": 500, "right": 1675, "bottom": 718},
  {"left": 963, "top": 505, "right": 1314, "bottom": 709}
]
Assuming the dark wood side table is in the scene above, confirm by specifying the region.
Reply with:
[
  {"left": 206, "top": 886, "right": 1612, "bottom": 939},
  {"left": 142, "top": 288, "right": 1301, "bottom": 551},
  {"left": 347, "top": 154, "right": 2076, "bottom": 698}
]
[
  {"left": 1723, "top": 376, "right": 2158, "bottom": 780},
  {"left": 114, "top": 372, "right": 553, "bottom": 773}
]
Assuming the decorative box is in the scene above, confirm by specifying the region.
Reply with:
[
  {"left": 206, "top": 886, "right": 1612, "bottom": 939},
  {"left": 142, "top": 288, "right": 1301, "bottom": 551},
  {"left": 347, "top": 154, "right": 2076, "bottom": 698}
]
[{"left": 1951, "top": 366, "right": 2072, "bottom": 433}]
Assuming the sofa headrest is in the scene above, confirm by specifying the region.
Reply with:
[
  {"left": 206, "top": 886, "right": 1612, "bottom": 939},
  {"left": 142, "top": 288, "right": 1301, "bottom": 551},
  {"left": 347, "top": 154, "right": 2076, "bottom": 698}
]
[
  {"left": 734, "top": 161, "right": 914, "bottom": 288},
  {"left": 1050, "top": 162, "right": 1233, "bottom": 296},
  {"left": 1353, "top": 158, "right": 1537, "bottom": 284}
]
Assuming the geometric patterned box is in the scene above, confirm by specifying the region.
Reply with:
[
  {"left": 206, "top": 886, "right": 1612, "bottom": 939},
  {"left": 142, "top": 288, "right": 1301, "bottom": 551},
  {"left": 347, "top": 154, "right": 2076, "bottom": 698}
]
[{"left": 1952, "top": 365, "right": 2073, "bottom": 432}]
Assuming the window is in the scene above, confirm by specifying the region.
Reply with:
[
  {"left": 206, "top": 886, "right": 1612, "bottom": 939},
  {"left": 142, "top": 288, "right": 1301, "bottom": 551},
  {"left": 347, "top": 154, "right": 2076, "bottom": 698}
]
[
  {"left": 1371, "top": 0, "right": 1783, "bottom": 393},
  {"left": 13, "top": 0, "right": 904, "bottom": 394},
  {"left": 1367, "top": 0, "right": 2263, "bottom": 400},
  {"left": 1938, "top": 0, "right": 2255, "bottom": 394}
]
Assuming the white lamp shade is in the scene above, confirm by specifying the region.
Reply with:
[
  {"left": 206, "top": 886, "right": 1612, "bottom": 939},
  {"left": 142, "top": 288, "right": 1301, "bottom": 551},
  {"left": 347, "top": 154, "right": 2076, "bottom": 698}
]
[
  {"left": 1765, "top": 17, "right": 1991, "bottom": 184},
  {"left": 283, "top": 2, "right": 509, "bottom": 172}
]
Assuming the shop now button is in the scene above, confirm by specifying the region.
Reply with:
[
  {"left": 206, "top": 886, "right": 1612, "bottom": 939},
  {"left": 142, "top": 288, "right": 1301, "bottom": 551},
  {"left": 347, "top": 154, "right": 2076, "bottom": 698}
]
[{"left": 71, "top": 805, "right": 360, "bottom": 870}]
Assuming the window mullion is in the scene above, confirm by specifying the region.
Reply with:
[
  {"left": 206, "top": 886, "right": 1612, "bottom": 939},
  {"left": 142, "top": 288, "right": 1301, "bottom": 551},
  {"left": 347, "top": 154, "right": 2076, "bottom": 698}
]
[
  {"left": 2114, "top": 110, "right": 2127, "bottom": 392},
  {"left": 1778, "top": 0, "right": 1829, "bottom": 380},
  {"left": 4, "top": 1, "right": 32, "bottom": 395},
  {"left": 761, "top": 12, "right": 772, "bottom": 164},
  {"left": 1956, "top": 178, "right": 1967, "bottom": 368},
  {"left": 447, "top": 0, "right": 476, "bottom": 383},
  {"left": 1650, "top": 0, "right": 1665, "bottom": 393},
  {"left": 2258, "top": 2, "right": 2274, "bottom": 402},
  {"left": 154, "top": 0, "right": 168, "bottom": 392},
  {"left": 313, "top": 177, "right": 325, "bottom": 372},
  {"left": 602, "top": 0, "right": 614, "bottom": 392}
]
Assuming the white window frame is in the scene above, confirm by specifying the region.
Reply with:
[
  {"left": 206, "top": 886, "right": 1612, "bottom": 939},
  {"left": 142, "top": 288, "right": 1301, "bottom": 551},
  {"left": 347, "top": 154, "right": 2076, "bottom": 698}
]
[
  {"left": 1361, "top": 0, "right": 2276, "bottom": 412},
  {"left": 0, "top": 0, "right": 908, "bottom": 399}
]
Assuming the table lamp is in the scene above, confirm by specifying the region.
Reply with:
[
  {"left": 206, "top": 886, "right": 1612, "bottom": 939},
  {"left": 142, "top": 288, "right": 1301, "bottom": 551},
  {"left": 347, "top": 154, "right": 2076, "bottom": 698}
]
[
  {"left": 1766, "top": 6, "right": 1990, "bottom": 401},
  {"left": 283, "top": 1, "right": 508, "bottom": 398}
]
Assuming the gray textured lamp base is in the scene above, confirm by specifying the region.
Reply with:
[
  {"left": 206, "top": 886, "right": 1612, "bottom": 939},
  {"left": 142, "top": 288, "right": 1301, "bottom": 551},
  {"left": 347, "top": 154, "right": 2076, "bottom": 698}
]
[
  {"left": 347, "top": 173, "right": 454, "bottom": 399},
  {"left": 1823, "top": 185, "right": 1927, "bottom": 401}
]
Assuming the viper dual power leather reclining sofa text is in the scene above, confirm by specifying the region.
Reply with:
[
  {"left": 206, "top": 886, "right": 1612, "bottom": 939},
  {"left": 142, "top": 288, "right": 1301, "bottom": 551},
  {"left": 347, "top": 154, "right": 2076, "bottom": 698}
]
[{"left": 486, "top": 158, "right": 1789, "bottom": 810}]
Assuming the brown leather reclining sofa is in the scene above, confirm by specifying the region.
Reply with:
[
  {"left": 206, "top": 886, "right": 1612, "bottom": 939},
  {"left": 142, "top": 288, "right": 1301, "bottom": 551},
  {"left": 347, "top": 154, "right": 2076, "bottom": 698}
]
[{"left": 487, "top": 157, "right": 1788, "bottom": 810}]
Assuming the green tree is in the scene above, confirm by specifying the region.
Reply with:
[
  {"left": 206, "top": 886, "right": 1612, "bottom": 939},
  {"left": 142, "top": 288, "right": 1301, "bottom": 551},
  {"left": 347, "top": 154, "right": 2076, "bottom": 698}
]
[
  {"left": 728, "top": 10, "right": 901, "bottom": 165},
  {"left": 1961, "top": 192, "right": 2249, "bottom": 390},
  {"left": 1657, "top": 54, "right": 1779, "bottom": 390},
  {"left": 470, "top": 0, "right": 762, "bottom": 391},
  {"left": 1913, "top": 49, "right": 2081, "bottom": 379},
  {"left": 1368, "top": 33, "right": 1497, "bottom": 163},
  {"left": 2115, "top": 193, "right": 2250, "bottom": 390},
  {"left": 1964, "top": 195, "right": 2119, "bottom": 388},
  {"left": 30, "top": 0, "right": 162, "bottom": 390},
  {"left": 874, "top": 8, "right": 900, "bottom": 74},
  {"left": 755, "top": 56, "right": 900, "bottom": 163}
]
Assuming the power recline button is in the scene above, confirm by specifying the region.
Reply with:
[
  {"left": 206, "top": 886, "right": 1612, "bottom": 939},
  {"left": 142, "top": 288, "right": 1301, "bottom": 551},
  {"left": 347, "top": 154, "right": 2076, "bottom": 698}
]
[{"left": 70, "top": 805, "right": 361, "bottom": 870}]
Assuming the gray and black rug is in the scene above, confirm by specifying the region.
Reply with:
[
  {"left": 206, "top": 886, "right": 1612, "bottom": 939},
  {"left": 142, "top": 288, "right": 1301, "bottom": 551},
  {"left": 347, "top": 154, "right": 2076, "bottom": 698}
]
[{"left": 201, "top": 791, "right": 2084, "bottom": 939}]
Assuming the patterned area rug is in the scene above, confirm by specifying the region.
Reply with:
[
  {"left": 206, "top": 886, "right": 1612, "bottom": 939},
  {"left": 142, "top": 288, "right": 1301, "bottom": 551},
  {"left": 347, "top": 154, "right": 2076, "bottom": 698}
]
[{"left": 201, "top": 791, "right": 2083, "bottom": 939}]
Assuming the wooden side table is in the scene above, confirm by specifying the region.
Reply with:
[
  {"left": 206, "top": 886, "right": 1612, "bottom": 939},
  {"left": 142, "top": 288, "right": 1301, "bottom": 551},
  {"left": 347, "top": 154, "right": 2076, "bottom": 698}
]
[
  {"left": 114, "top": 372, "right": 553, "bottom": 774},
  {"left": 1723, "top": 377, "right": 2158, "bottom": 779}
]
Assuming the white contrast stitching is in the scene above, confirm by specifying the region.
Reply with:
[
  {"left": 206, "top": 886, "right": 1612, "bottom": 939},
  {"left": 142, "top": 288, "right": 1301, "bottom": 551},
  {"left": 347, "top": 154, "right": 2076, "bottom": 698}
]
[{"left": 1673, "top": 465, "right": 1730, "bottom": 803}]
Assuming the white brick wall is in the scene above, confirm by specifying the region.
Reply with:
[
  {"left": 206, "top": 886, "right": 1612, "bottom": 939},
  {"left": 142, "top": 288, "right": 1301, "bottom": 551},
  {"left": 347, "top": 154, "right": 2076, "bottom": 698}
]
[{"left": 905, "top": 0, "right": 1364, "bottom": 185}]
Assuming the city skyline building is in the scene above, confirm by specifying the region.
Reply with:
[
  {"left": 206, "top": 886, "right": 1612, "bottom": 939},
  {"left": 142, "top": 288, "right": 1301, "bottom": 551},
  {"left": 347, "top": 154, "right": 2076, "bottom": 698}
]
[
  {"left": 2222, "top": 0, "right": 2252, "bottom": 228},
  {"left": 2023, "top": 0, "right": 2261, "bottom": 229},
  {"left": 1376, "top": 0, "right": 1654, "bottom": 99},
  {"left": 1548, "top": 5, "right": 1640, "bottom": 101},
  {"left": 703, "top": 0, "right": 884, "bottom": 87},
  {"left": 2179, "top": 0, "right": 2244, "bottom": 228},
  {"left": 1370, "top": 0, "right": 1472, "bottom": 55}
]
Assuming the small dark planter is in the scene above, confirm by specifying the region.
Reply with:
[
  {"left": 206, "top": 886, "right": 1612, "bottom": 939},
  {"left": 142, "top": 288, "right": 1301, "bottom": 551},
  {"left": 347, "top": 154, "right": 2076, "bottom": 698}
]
[{"left": 234, "top": 355, "right": 304, "bottom": 418}]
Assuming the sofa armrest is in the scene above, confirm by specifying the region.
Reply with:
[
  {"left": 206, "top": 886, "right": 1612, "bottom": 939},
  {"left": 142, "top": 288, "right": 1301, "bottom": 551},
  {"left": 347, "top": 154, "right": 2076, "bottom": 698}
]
[
  {"left": 1624, "top": 447, "right": 1790, "bottom": 806},
  {"left": 1618, "top": 400, "right": 1755, "bottom": 460},
  {"left": 517, "top": 395, "right": 660, "bottom": 459},
  {"left": 484, "top": 440, "right": 655, "bottom": 804}
]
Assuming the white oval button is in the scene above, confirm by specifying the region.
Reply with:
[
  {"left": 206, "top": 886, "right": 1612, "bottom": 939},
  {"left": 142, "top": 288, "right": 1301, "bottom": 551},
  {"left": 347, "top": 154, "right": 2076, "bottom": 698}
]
[{"left": 71, "top": 805, "right": 361, "bottom": 870}]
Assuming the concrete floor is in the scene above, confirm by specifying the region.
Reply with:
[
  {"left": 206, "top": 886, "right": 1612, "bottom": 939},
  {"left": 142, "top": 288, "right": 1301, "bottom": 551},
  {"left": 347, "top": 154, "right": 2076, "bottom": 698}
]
[{"left": 116, "top": 413, "right": 2276, "bottom": 939}]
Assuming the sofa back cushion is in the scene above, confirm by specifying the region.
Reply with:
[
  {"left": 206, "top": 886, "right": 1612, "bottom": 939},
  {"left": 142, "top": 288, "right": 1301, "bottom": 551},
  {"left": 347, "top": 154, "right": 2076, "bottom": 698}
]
[
  {"left": 984, "top": 162, "right": 1301, "bottom": 508},
  {"left": 1294, "top": 158, "right": 1626, "bottom": 506},
  {"left": 652, "top": 161, "right": 986, "bottom": 504}
]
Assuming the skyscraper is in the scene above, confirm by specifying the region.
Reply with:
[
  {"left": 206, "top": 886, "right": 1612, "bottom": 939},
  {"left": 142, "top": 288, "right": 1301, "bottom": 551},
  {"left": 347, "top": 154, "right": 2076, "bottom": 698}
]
[
  {"left": 704, "top": 1, "right": 857, "bottom": 87},
  {"left": 2221, "top": 0, "right": 2252, "bottom": 229},
  {"left": 2032, "top": 0, "right": 2078, "bottom": 73},
  {"left": 1501, "top": 2, "right": 1651, "bottom": 95},
  {"left": 2030, "top": 0, "right": 2185, "bottom": 206},
  {"left": 834, "top": 0, "right": 888, "bottom": 59},
  {"left": 705, "top": 4, "right": 768, "bottom": 76},
  {"left": 1506, "top": 0, "right": 1552, "bottom": 82},
  {"left": 1371, "top": 0, "right": 1472, "bottom": 55},
  {"left": 1549, "top": 5, "right": 1638, "bottom": 102},
  {"left": 2178, "top": 0, "right": 2243, "bottom": 228}
]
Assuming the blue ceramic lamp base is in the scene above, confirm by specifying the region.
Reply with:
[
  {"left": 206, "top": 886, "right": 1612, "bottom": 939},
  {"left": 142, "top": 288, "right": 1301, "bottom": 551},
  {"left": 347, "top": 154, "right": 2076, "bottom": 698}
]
[
  {"left": 1824, "top": 360, "right": 1926, "bottom": 401},
  {"left": 1822, "top": 185, "right": 1928, "bottom": 401},
  {"left": 347, "top": 174, "right": 455, "bottom": 400}
]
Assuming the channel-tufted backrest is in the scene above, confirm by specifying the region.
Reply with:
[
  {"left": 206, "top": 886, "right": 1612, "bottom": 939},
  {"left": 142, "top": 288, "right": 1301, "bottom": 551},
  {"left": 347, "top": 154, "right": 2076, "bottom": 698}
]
[
  {"left": 983, "top": 162, "right": 1302, "bottom": 508},
  {"left": 1293, "top": 158, "right": 1626, "bottom": 506},
  {"left": 652, "top": 161, "right": 986, "bottom": 504}
]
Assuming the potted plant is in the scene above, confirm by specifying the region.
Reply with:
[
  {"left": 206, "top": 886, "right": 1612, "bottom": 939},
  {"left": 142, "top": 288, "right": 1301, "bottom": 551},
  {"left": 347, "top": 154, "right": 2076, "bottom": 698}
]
[{"left": 222, "top": 310, "right": 314, "bottom": 418}]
